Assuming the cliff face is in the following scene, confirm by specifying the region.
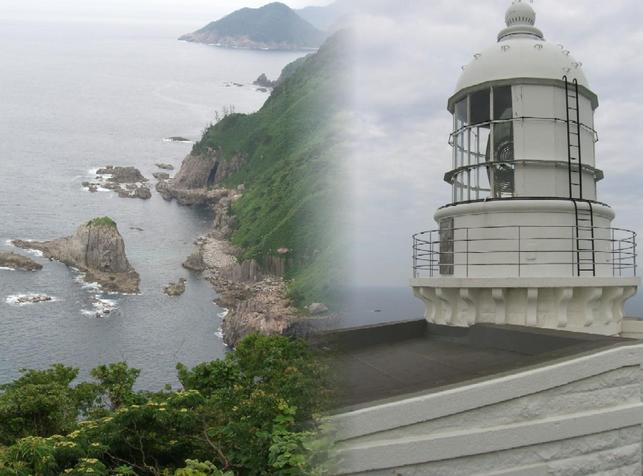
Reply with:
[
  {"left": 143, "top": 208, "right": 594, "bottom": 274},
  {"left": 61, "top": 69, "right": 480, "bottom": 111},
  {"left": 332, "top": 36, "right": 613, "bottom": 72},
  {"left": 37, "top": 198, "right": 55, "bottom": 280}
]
[
  {"left": 13, "top": 218, "right": 139, "bottom": 294},
  {"left": 191, "top": 31, "right": 349, "bottom": 308},
  {"left": 155, "top": 151, "right": 245, "bottom": 206}
]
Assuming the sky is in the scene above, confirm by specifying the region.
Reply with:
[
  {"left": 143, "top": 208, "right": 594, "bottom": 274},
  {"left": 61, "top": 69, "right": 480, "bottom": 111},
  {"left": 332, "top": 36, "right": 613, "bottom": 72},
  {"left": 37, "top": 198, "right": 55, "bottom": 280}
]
[
  {"left": 0, "top": 0, "right": 334, "bottom": 26},
  {"left": 346, "top": 0, "right": 643, "bottom": 287}
]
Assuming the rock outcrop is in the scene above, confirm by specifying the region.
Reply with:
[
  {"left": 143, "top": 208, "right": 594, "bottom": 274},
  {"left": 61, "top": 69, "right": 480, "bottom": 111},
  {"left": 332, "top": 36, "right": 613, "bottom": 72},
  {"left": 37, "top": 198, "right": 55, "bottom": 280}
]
[
  {"left": 182, "top": 248, "right": 207, "bottom": 272},
  {"left": 8, "top": 294, "right": 54, "bottom": 305},
  {"left": 253, "top": 73, "right": 276, "bottom": 89},
  {"left": 155, "top": 151, "right": 245, "bottom": 206},
  {"left": 13, "top": 217, "right": 140, "bottom": 294},
  {"left": 97, "top": 166, "right": 147, "bottom": 183},
  {"left": 0, "top": 252, "right": 43, "bottom": 271},
  {"left": 164, "top": 278, "right": 186, "bottom": 296},
  {"left": 83, "top": 166, "right": 151, "bottom": 200}
]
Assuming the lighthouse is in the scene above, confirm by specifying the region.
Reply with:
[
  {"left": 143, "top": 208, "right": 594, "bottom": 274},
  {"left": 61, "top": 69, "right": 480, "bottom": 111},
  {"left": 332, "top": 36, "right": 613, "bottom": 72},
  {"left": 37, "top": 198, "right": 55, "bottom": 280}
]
[{"left": 411, "top": 1, "right": 639, "bottom": 335}]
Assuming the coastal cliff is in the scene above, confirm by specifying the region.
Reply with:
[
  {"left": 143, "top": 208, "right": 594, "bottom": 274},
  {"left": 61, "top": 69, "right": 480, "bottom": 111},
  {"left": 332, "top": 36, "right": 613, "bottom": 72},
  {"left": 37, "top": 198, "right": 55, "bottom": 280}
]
[
  {"left": 168, "top": 33, "right": 348, "bottom": 345},
  {"left": 155, "top": 152, "right": 245, "bottom": 206},
  {"left": 13, "top": 217, "right": 139, "bottom": 294}
]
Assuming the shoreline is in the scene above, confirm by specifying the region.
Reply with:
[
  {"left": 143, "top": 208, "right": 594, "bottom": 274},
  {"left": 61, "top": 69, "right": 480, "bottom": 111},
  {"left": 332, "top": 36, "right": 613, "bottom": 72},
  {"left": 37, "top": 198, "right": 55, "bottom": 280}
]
[{"left": 188, "top": 221, "right": 300, "bottom": 348}]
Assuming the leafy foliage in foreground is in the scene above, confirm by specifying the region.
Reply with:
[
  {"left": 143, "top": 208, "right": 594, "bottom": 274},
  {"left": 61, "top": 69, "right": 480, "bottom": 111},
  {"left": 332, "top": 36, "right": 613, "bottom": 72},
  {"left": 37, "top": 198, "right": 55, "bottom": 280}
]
[{"left": 0, "top": 335, "right": 331, "bottom": 475}]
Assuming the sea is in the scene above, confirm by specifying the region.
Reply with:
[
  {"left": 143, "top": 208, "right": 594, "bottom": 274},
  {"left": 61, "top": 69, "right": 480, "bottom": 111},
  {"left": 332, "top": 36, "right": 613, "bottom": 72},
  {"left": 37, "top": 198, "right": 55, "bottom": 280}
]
[{"left": 0, "top": 17, "right": 304, "bottom": 389}]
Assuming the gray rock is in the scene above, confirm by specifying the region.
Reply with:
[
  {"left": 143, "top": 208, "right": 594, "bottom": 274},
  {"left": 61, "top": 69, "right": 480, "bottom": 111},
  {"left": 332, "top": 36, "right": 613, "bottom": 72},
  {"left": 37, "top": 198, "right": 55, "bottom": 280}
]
[
  {"left": 253, "top": 73, "right": 276, "bottom": 88},
  {"left": 0, "top": 251, "right": 43, "bottom": 271},
  {"left": 153, "top": 172, "right": 170, "bottom": 180},
  {"left": 16, "top": 294, "right": 52, "bottom": 304},
  {"left": 155, "top": 163, "right": 175, "bottom": 170},
  {"left": 182, "top": 249, "right": 207, "bottom": 272},
  {"left": 97, "top": 166, "right": 147, "bottom": 183},
  {"left": 134, "top": 186, "right": 151, "bottom": 200},
  {"left": 164, "top": 278, "right": 186, "bottom": 296}
]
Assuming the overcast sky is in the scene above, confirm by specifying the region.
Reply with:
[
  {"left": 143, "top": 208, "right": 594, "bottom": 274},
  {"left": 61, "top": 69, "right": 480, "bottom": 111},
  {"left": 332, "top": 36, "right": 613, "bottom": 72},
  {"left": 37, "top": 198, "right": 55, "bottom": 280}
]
[
  {"left": 346, "top": 0, "right": 643, "bottom": 287},
  {"left": 0, "top": 0, "right": 333, "bottom": 26}
]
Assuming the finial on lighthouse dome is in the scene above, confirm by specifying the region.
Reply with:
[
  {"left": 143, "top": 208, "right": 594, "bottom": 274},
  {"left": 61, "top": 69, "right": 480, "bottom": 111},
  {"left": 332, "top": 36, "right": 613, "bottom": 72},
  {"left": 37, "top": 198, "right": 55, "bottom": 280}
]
[
  {"left": 498, "top": 0, "right": 543, "bottom": 41},
  {"left": 506, "top": 0, "right": 536, "bottom": 26}
]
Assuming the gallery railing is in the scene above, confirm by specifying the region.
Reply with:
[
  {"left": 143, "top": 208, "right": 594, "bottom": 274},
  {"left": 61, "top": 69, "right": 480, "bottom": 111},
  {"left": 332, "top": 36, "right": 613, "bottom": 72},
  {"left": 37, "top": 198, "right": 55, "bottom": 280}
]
[{"left": 412, "top": 225, "right": 637, "bottom": 278}]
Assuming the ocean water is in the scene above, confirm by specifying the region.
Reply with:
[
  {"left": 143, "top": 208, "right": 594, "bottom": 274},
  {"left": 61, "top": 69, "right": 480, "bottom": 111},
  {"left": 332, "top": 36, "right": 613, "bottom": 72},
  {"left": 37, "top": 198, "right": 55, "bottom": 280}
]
[{"left": 0, "top": 18, "right": 304, "bottom": 389}]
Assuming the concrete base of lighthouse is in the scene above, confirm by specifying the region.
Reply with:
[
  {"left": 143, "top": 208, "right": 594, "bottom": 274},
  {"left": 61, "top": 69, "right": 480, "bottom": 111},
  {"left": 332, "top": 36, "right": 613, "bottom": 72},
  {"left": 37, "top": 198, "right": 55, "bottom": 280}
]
[{"left": 411, "top": 277, "right": 639, "bottom": 336}]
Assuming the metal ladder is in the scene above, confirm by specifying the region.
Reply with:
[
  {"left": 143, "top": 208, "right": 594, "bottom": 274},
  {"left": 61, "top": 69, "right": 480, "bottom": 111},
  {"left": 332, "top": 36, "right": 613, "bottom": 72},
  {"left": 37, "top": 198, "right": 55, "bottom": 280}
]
[
  {"left": 572, "top": 199, "right": 596, "bottom": 276},
  {"left": 564, "top": 76, "right": 596, "bottom": 276},
  {"left": 564, "top": 75, "right": 583, "bottom": 200}
]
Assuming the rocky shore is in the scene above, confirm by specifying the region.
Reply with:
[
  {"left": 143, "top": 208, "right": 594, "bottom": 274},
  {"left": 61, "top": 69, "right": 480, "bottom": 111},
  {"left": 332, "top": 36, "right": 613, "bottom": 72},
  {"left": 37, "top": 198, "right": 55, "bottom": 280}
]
[
  {"left": 13, "top": 217, "right": 140, "bottom": 294},
  {"left": 188, "top": 230, "right": 300, "bottom": 348},
  {"left": 160, "top": 148, "right": 325, "bottom": 347},
  {"left": 0, "top": 251, "right": 43, "bottom": 271}
]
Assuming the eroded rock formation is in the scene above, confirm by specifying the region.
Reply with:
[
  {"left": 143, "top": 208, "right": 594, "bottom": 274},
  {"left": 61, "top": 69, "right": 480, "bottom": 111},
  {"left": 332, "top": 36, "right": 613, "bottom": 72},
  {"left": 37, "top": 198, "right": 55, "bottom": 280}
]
[{"left": 13, "top": 218, "right": 140, "bottom": 294}]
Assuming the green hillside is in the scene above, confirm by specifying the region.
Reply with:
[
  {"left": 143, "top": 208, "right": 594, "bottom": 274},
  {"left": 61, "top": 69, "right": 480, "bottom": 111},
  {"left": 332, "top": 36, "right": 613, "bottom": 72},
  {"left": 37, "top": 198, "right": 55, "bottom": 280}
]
[
  {"left": 193, "top": 32, "right": 349, "bottom": 307},
  {"left": 180, "top": 2, "right": 325, "bottom": 50}
]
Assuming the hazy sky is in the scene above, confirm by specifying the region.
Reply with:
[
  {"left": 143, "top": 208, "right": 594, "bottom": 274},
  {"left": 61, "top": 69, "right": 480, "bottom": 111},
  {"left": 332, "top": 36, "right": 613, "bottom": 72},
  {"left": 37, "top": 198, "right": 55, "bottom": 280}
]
[
  {"left": 0, "top": 0, "right": 333, "bottom": 26},
  {"left": 347, "top": 0, "right": 643, "bottom": 287}
]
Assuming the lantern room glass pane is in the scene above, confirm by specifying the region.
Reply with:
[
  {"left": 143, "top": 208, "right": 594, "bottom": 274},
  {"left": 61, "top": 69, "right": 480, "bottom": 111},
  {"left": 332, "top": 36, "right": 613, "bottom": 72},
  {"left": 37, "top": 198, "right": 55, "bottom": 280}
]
[
  {"left": 470, "top": 89, "right": 490, "bottom": 125},
  {"left": 493, "top": 86, "right": 512, "bottom": 120},
  {"left": 490, "top": 86, "right": 514, "bottom": 197},
  {"left": 454, "top": 98, "right": 468, "bottom": 169}
]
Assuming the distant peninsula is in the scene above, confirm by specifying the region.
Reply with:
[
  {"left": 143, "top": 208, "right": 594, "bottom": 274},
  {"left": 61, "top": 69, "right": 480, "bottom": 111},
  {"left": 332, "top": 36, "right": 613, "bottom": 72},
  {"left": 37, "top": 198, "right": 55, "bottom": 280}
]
[{"left": 179, "top": 2, "right": 325, "bottom": 51}]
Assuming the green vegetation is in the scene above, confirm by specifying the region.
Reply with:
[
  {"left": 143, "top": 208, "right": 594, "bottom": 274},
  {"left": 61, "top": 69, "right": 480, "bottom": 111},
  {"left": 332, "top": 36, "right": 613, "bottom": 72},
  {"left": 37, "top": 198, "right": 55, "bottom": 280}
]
[
  {"left": 87, "top": 217, "right": 117, "bottom": 228},
  {"left": 0, "top": 335, "right": 331, "bottom": 475},
  {"left": 182, "top": 2, "right": 325, "bottom": 49},
  {"left": 193, "top": 33, "right": 349, "bottom": 307}
]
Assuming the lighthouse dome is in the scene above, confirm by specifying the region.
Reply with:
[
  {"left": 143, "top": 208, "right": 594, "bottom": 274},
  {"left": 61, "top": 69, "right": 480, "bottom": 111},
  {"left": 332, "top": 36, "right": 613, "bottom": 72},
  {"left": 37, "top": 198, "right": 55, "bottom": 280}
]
[{"left": 455, "top": 1, "right": 590, "bottom": 92}]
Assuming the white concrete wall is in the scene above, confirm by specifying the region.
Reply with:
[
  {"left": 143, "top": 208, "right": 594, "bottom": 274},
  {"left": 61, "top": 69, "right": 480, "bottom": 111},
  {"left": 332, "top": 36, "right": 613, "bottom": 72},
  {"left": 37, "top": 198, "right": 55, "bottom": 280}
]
[
  {"left": 331, "top": 344, "right": 643, "bottom": 475},
  {"left": 434, "top": 200, "right": 616, "bottom": 278},
  {"left": 411, "top": 276, "right": 638, "bottom": 335}
]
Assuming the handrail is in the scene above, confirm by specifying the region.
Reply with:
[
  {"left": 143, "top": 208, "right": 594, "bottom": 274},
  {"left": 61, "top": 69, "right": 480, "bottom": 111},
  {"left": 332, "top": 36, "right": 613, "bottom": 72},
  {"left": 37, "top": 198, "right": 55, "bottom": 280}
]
[
  {"left": 412, "top": 225, "right": 637, "bottom": 278},
  {"left": 449, "top": 116, "right": 599, "bottom": 145},
  {"left": 444, "top": 159, "right": 604, "bottom": 185}
]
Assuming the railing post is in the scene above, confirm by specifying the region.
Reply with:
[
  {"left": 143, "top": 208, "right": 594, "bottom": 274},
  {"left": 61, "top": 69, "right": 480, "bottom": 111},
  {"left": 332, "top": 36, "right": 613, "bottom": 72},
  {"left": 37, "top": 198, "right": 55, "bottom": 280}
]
[
  {"left": 412, "top": 235, "right": 416, "bottom": 278},
  {"left": 571, "top": 226, "right": 575, "bottom": 277},
  {"left": 517, "top": 226, "right": 521, "bottom": 277},
  {"left": 466, "top": 228, "right": 469, "bottom": 278},
  {"left": 634, "top": 233, "right": 638, "bottom": 277},
  {"left": 611, "top": 228, "right": 615, "bottom": 277},
  {"left": 430, "top": 231, "right": 434, "bottom": 277}
]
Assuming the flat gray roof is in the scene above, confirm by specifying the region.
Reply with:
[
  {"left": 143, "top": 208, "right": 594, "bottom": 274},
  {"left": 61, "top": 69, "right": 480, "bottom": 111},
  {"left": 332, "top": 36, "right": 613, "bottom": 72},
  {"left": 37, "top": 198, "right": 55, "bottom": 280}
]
[{"left": 314, "top": 320, "right": 634, "bottom": 411}]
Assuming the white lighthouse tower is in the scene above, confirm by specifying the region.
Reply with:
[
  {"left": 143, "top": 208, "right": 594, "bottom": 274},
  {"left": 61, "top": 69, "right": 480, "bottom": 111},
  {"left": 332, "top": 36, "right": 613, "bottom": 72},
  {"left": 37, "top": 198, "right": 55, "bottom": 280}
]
[{"left": 412, "top": 1, "right": 639, "bottom": 335}]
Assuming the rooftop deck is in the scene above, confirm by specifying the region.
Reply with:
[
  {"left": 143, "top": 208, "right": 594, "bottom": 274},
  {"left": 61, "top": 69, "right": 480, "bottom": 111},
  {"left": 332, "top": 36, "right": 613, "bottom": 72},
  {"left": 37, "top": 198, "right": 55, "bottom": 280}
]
[{"left": 315, "top": 320, "right": 634, "bottom": 411}]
